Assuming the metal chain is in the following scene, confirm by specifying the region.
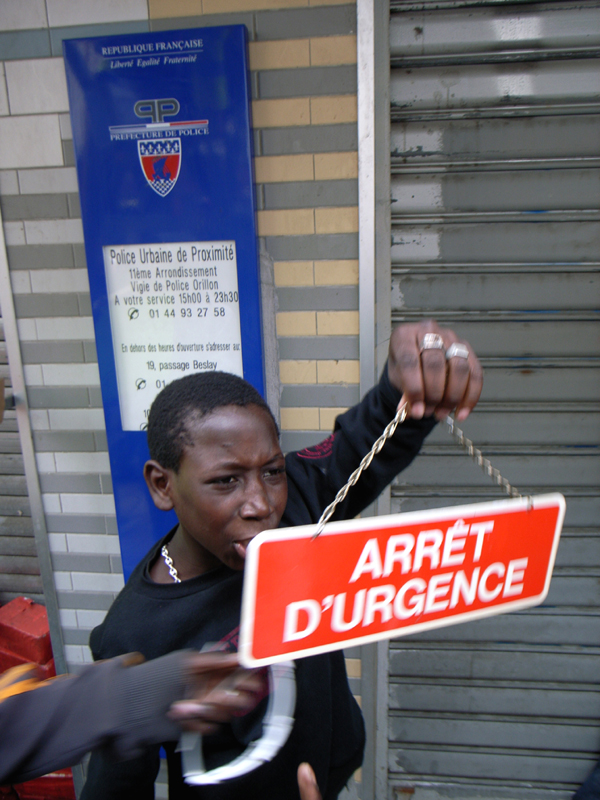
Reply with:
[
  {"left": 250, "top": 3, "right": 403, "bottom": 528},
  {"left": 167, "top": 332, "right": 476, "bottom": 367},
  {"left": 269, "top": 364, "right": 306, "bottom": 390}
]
[
  {"left": 161, "top": 544, "right": 181, "bottom": 583},
  {"left": 312, "top": 404, "right": 522, "bottom": 539},
  {"left": 444, "top": 414, "right": 522, "bottom": 499},
  {"left": 312, "top": 401, "right": 409, "bottom": 539}
]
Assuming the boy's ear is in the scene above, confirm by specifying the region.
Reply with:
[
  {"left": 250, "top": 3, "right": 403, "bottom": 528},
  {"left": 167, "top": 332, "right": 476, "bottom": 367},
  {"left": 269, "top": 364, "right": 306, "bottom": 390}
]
[{"left": 144, "top": 460, "right": 176, "bottom": 511}]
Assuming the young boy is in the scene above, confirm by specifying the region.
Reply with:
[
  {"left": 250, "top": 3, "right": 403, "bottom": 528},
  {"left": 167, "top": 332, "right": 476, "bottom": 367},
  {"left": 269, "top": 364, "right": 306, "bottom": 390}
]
[{"left": 80, "top": 321, "right": 482, "bottom": 800}]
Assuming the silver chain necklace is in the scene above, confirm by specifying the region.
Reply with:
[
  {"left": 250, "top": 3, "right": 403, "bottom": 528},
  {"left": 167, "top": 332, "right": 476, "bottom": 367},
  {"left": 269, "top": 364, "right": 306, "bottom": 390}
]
[{"left": 161, "top": 544, "right": 181, "bottom": 583}]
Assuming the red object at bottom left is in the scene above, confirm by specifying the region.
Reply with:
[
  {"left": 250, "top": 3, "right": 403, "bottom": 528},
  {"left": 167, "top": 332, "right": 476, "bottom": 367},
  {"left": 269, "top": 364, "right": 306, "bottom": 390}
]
[
  {"left": 0, "top": 598, "right": 76, "bottom": 800},
  {"left": 9, "top": 772, "right": 76, "bottom": 800}
]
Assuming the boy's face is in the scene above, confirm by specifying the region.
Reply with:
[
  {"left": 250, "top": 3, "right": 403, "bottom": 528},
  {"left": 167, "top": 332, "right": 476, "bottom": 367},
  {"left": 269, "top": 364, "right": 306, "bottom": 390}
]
[{"left": 145, "top": 404, "right": 287, "bottom": 575}]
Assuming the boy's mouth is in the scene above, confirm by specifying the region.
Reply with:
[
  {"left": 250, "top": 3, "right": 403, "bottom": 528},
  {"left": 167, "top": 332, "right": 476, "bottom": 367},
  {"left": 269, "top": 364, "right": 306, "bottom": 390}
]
[{"left": 233, "top": 540, "right": 251, "bottom": 559}]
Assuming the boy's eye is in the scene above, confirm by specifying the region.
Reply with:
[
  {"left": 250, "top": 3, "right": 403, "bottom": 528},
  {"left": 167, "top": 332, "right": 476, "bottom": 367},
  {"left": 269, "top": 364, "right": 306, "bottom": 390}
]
[
  {"left": 265, "top": 466, "right": 286, "bottom": 479},
  {"left": 212, "top": 476, "right": 237, "bottom": 485}
]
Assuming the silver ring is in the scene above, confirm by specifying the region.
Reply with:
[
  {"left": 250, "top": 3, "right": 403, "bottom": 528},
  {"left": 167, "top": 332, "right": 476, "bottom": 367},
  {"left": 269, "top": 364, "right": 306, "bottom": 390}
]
[
  {"left": 420, "top": 333, "right": 445, "bottom": 353},
  {"left": 446, "top": 343, "right": 470, "bottom": 360}
]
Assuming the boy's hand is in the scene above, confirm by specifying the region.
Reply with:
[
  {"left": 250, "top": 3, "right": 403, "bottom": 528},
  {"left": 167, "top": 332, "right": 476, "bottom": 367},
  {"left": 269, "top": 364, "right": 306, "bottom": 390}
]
[
  {"left": 298, "top": 763, "right": 322, "bottom": 800},
  {"left": 168, "top": 653, "right": 266, "bottom": 734},
  {"left": 388, "top": 320, "right": 483, "bottom": 422}
]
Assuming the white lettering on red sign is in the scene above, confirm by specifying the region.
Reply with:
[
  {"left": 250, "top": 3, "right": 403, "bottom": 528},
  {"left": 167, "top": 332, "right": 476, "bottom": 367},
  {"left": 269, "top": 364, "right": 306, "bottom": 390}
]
[{"left": 283, "top": 519, "right": 529, "bottom": 643}]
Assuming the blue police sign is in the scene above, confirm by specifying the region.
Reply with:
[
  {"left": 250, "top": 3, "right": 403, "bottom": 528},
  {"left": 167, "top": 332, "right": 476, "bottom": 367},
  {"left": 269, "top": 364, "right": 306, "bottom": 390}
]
[{"left": 63, "top": 26, "right": 263, "bottom": 577}]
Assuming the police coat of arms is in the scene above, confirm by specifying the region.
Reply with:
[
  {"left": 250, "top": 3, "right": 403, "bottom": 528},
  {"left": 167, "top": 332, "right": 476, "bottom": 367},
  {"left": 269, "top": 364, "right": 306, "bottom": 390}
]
[{"left": 138, "top": 138, "right": 181, "bottom": 196}]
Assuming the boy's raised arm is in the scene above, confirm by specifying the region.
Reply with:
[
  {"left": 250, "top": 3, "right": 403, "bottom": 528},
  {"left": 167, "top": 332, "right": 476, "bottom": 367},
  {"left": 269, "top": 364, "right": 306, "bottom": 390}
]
[{"left": 284, "top": 320, "right": 483, "bottom": 525}]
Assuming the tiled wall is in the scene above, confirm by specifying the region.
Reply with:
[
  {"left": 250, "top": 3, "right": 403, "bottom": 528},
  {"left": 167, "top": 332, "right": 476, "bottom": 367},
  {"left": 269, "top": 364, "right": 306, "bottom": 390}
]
[{"left": 0, "top": 0, "right": 359, "bottom": 672}]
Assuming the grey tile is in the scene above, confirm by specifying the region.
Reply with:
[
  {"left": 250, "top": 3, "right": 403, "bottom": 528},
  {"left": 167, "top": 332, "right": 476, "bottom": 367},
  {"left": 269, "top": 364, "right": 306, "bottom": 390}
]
[
  {"left": 21, "top": 340, "right": 85, "bottom": 364},
  {"left": 7, "top": 244, "right": 75, "bottom": 270},
  {"left": 88, "top": 387, "right": 104, "bottom": 407},
  {"left": 51, "top": 21, "right": 150, "bottom": 56},
  {"left": 254, "top": 183, "right": 265, "bottom": 211},
  {"left": 78, "top": 293, "right": 92, "bottom": 315},
  {"left": 73, "top": 244, "right": 87, "bottom": 267},
  {"left": 281, "top": 385, "right": 359, "bottom": 407},
  {"left": 276, "top": 285, "right": 357, "bottom": 311},
  {"left": 110, "top": 554, "right": 123, "bottom": 573},
  {"left": 278, "top": 336, "right": 358, "bottom": 360},
  {"left": 150, "top": 14, "right": 255, "bottom": 35},
  {"left": 0, "top": 193, "right": 69, "bottom": 221},
  {"left": 28, "top": 387, "right": 92, "bottom": 409},
  {"left": 256, "top": 5, "right": 356, "bottom": 39},
  {"left": 51, "top": 552, "right": 111, "bottom": 573},
  {"left": 250, "top": 70, "right": 259, "bottom": 102},
  {"left": 264, "top": 233, "right": 358, "bottom": 261},
  {"left": 57, "top": 591, "right": 115, "bottom": 610},
  {"left": 258, "top": 65, "right": 356, "bottom": 100},
  {"left": 67, "top": 192, "right": 81, "bottom": 217},
  {"left": 347, "top": 677, "right": 360, "bottom": 695},
  {"left": 0, "top": 29, "right": 51, "bottom": 61},
  {"left": 264, "top": 180, "right": 357, "bottom": 210},
  {"left": 62, "top": 140, "right": 75, "bottom": 167},
  {"left": 0, "top": 171, "right": 19, "bottom": 195},
  {"left": 105, "top": 517, "right": 118, "bottom": 534},
  {"left": 14, "top": 293, "right": 80, "bottom": 318},
  {"left": 63, "top": 628, "right": 94, "bottom": 645},
  {"left": 260, "top": 124, "right": 357, "bottom": 156},
  {"left": 83, "top": 340, "right": 97, "bottom": 362},
  {"left": 100, "top": 474, "right": 113, "bottom": 494},
  {"left": 33, "top": 431, "right": 97, "bottom": 452},
  {"left": 40, "top": 473, "right": 102, "bottom": 494},
  {"left": 46, "top": 514, "right": 108, "bottom": 534},
  {"left": 94, "top": 431, "right": 108, "bottom": 451},
  {"left": 281, "top": 431, "right": 322, "bottom": 452}
]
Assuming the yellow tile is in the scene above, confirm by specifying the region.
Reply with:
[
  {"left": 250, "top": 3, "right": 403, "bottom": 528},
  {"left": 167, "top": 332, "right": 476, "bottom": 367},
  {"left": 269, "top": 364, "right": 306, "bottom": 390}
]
[
  {"left": 280, "top": 407, "right": 320, "bottom": 430},
  {"left": 345, "top": 657, "right": 361, "bottom": 678},
  {"left": 277, "top": 311, "right": 316, "bottom": 337},
  {"left": 258, "top": 209, "right": 314, "bottom": 236},
  {"left": 310, "top": 95, "right": 357, "bottom": 125},
  {"left": 317, "top": 360, "right": 360, "bottom": 384},
  {"left": 310, "top": 0, "right": 356, "bottom": 4},
  {"left": 317, "top": 310, "right": 359, "bottom": 336},
  {"left": 274, "top": 261, "right": 314, "bottom": 286},
  {"left": 279, "top": 360, "right": 317, "bottom": 384},
  {"left": 254, "top": 154, "right": 314, "bottom": 183},
  {"left": 314, "top": 259, "right": 358, "bottom": 285},
  {"left": 203, "top": 0, "right": 306, "bottom": 11},
  {"left": 310, "top": 35, "right": 357, "bottom": 66},
  {"left": 354, "top": 767, "right": 362, "bottom": 782},
  {"left": 314, "top": 151, "right": 357, "bottom": 181},
  {"left": 252, "top": 98, "right": 310, "bottom": 128},
  {"left": 315, "top": 206, "right": 358, "bottom": 234},
  {"left": 320, "top": 406, "right": 347, "bottom": 429},
  {"left": 148, "top": 0, "right": 202, "bottom": 17},
  {"left": 249, "top": 39, "right": 310, "bottom": 70}
]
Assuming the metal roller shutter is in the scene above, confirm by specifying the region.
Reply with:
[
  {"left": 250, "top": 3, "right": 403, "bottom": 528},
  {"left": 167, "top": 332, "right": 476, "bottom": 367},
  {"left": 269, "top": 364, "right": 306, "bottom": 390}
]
[
  {"left": 0, "top": 319, "right": 42, "bottom": 605},
  {"left": 387, "top": 0, "right": 600, "bottom": 797}
]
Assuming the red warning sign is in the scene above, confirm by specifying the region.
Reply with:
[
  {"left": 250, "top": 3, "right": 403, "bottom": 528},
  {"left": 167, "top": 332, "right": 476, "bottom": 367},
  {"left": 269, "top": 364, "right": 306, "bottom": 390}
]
[{"left": 239, "top": 494, "right": 565, "bottom": 667}]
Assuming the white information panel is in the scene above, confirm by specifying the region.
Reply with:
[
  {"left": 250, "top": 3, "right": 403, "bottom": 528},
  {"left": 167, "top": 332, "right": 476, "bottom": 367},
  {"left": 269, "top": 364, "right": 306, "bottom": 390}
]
[{"left": 103, "top": 240, "right": 243, "bottom": 431}]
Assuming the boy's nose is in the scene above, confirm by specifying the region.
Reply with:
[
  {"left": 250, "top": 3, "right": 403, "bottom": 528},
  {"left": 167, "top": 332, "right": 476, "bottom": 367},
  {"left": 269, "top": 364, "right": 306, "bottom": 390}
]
[{"left": 240, "top": 479, "right": 272, "bottom": 519}]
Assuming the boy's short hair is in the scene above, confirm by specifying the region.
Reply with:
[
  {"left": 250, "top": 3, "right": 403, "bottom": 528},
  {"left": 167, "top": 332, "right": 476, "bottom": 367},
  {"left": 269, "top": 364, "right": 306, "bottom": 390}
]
[{"left": 147, "top": 371, "right": 278, "bottom": 471}]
